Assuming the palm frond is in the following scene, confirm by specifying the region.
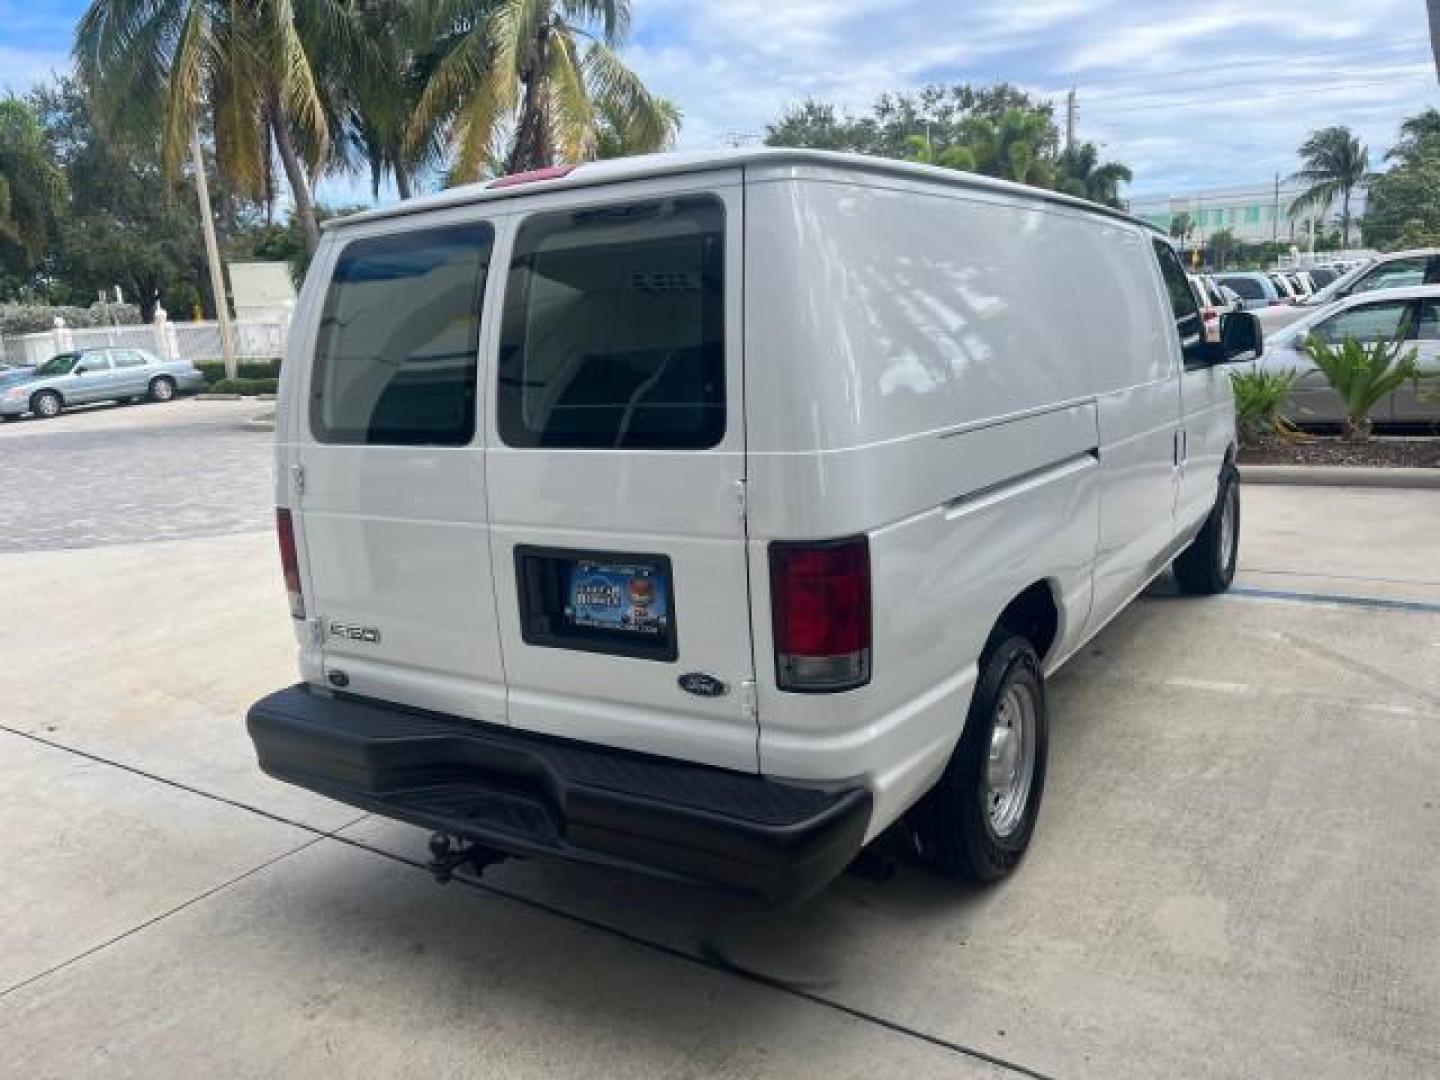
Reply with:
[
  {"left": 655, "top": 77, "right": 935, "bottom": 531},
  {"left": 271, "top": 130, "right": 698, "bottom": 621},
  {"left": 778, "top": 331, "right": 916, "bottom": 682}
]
[{"left": 582, "top": 42, "right": 668, "bottom": 155}]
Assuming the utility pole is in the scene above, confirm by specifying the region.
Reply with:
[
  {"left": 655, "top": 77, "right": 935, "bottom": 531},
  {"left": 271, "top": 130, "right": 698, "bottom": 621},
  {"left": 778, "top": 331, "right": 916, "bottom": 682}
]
[
  {"left": 190, "top": 124, "right": 237, "bottom": 379},
  {"left": 1271, "top": 173, "right": 1281, "bottom": 247},
  {"left": 1064, "top": 88, "right": 1077, "bottom": 153}
]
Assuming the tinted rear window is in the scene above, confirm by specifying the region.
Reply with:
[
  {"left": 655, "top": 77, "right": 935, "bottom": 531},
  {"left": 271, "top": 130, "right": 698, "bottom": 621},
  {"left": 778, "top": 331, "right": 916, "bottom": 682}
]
[
  {"left": 497, "top": 196, "right": 725, "bottom": 450},
  {"left": 311, "top": 223, "right": 493, "bottom": 445}
]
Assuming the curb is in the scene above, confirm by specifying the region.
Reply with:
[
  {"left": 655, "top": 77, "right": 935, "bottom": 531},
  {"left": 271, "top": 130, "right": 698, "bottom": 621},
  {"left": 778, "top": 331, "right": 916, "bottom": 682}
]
[
  {"left": 196, "top": 393, "right": 242, "bottom": 401},
  {"left": 244, "top": 410, "right": 276, "bottom": 432},
  {"left": 1240, "top": 464, "right": 1440, "bottom": 489}
]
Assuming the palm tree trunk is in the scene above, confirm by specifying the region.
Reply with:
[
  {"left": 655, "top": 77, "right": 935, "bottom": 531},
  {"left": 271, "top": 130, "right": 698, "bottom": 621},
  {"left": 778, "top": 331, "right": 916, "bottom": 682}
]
[
  {"left": 395, "top": 169, "right": 412, "bottom": 200},
  {"left": 189, "top": 123, "right": 238, "bottom": 380},
  {"left": 507, "top": 28, "right": 553, "bottom": 173},
  {"left": 268, "top": 94, "right": 321, "bottom": 255},
  {"left": 1341, "top": 188, "right": 1351, "bottom": 250}
]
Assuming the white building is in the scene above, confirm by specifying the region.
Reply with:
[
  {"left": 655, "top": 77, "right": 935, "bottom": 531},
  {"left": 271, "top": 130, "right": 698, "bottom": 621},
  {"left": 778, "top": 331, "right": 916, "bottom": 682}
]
[{"left": 1127, "top": 182, "right": 1368, "bottom": 247}]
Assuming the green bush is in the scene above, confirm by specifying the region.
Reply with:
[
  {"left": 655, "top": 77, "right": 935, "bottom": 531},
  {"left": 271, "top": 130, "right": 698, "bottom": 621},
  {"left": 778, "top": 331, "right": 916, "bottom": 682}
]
[
  {"left": 207, "top": 377, "right": 278, "bottom": 396},
  {"left": 1230, "top": 366, "right": 1298, "bottom": 444},
  {"left": 1302, "top": 334, "right": 1420, "bottom": 441},
  {"left": 196, "top": 358, "right": 281, "bottom": 385}
]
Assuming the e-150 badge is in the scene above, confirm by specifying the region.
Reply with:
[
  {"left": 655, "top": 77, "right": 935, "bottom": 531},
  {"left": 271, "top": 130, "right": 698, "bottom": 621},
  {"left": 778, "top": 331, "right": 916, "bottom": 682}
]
[{"left": 566, "top": 560, "right": 669, "bottom": 637}]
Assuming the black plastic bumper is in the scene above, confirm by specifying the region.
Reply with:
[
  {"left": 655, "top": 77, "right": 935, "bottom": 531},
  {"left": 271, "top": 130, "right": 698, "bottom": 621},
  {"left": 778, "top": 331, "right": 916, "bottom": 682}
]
[{"left": 246, "top": 685, "right": 872, "bottom": 906}]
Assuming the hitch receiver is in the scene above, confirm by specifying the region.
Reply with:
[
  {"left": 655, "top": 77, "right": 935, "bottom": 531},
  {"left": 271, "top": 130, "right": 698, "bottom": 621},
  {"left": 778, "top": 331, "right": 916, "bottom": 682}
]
[{"left": 426, "top": 832, "right": 508, "bottom": 884}]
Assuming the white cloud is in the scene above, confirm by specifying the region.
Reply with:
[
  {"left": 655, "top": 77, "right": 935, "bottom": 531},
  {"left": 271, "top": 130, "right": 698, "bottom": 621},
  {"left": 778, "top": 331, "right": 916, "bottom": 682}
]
[{"left": 0, "top": 45, "right": 69, "bottom": 94}]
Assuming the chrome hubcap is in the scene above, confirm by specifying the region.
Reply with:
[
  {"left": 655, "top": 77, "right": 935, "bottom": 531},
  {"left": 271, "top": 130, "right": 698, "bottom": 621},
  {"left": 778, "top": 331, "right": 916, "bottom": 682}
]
[
  {"left": 986, "top": 682, "right": 1037, "bottom": 838},
  {"left": 38, "top": 396, "right": 57, "bottom": 416},
  {"left": 154, "top": 381, "right": 172, "bottom": 400}
]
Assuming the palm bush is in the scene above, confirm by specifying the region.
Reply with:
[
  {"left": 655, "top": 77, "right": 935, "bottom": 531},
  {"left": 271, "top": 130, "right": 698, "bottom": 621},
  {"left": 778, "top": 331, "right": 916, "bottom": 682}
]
[
  {"left": 1302, "top": 334, "right": 1420, "bottom": 441},
  {"left": 1230, "top": 366, "right": 1299, "bottom": 444}
]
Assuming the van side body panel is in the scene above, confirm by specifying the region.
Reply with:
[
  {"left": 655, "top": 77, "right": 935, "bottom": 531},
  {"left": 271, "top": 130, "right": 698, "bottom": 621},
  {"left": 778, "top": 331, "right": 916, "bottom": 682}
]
[{"left": 743, "top": 168, "right": 1149, "bottom": 836}]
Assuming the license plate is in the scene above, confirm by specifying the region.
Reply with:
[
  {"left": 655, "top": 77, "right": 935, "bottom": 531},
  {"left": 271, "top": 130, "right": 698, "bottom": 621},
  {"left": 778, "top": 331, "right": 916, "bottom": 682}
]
[{"left": 565, "top": 559, "right": 670, "bottom": 638}]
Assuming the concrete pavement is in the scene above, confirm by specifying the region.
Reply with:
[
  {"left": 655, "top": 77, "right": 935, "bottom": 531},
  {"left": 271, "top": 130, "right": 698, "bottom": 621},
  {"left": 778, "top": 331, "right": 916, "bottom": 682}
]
[{"left": 2, "top": 408, "right": 1439, "bottom": 1080}]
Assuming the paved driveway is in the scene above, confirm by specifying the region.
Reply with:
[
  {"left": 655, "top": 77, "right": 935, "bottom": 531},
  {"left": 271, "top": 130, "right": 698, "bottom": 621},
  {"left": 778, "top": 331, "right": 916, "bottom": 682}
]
[{"left": 2, "top": 406, "right": 1438, "bottom": 1079}]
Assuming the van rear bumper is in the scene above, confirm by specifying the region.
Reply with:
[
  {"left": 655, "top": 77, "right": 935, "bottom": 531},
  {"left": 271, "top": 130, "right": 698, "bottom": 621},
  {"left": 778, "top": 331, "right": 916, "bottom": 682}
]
[{"left": 247, "top": 684, "right": 872, "bottom": 906}]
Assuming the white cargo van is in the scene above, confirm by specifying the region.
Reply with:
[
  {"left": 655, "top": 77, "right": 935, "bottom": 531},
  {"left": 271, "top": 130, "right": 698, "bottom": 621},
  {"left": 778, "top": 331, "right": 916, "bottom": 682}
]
[{"left": 247, "top": 150, "right": 1262, "bottom": 905}]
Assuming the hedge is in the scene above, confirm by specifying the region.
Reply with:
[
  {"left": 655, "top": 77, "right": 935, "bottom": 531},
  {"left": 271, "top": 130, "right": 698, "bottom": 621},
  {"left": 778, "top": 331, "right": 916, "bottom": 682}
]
[
  {"left": 196, "top": 358, "right": 282, "bottom": 385},
  {"left": 207, "top": 378, "right": 279, "bottom": 395}
]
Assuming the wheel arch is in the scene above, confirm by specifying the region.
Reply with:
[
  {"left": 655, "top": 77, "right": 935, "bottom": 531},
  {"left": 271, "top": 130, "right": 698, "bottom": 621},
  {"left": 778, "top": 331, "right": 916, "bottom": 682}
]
[
  {"left": 30, "top": 387, "right": 64, "bottom": 408},
  {"left": 993, "top": 580, "right": 1061, "bottom": 663}
]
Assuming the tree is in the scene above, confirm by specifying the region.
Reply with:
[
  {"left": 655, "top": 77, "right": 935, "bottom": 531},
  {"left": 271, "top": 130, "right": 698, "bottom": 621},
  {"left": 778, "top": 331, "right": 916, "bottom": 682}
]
[
  {"left": 0, "top": 98, "right": 65, "bottom": 285},
  {"left": 1288, "top": 126, "right": 1368, "bottom": 248},
  {"left": 409, "top": 0, "right": 674, "bottom": 181},
  {"left": 1430, "top": 0, "right": 1440, "bottom": 87},
  {"left": 596, "top": 96, "right": 681, "bottom": 159},
  {"left": 1302, "top": 334, "right": 1420, "bottom": 442},
  {"left": 75, "top": 0, "right": 346, "bottom": 255},
  {"left": 1207, "top": 227, "right": 1240, "bottom": 270},
  {"left": 1056, "top": 141, "right": 1132, "bottom": 208},
  {"left": 1169, "top": 211, "right": 1194, "bottom": 242},
  {"left": 1362, "top": 107, "right": 1440, "bottom": 250},
  {"left": 903, "top": 133, "right": 976, "bottom": 172}
]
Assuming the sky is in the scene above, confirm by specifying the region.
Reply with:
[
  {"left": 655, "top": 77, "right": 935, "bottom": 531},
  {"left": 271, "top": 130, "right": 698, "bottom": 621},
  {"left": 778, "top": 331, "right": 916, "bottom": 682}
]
[{"left": 3, "top": 0, "right": 1437, "bottom": 206}]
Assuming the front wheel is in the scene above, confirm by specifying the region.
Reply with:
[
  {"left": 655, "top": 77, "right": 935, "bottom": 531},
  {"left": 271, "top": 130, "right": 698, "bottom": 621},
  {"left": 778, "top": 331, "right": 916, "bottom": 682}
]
[
  {"left": 148, "top": 376, "right": 176, "bottom": 403},
  {"left": 909, "top": 634, "right": 1048, "bottom": 883},
  {"left": 1173, "top": 464, "right": 1240, "bottom": 595}
]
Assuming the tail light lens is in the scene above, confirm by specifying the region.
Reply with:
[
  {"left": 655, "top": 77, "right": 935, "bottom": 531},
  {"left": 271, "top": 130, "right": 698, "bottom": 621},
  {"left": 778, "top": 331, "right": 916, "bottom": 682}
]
[
  {"left": 770, "top": 536, "right": 871, "bottom": 692},
  {"left": 276, "top": 508, "right": 305, "bottom": 620}
]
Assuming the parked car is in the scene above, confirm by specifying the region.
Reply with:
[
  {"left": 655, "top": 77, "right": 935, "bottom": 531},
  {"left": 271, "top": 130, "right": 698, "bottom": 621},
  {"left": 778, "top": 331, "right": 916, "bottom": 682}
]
[
  {"left": 1302, "top": 248, "right": 1440, "bottom": 309},
  {"left": 1269, "top": 273, "right": 1301, "bottom": 304},
  {"left": 0, "top": 347, "right": 205, "bottom": 420},
  {"left": 1189, "top": 274, "right": 1234, "bottom": 342},
  {"left": 246, "top": 148, "right": 1259, "bottom": 906},
  {"left": 1306, "top": 265, "right": 1340, "bottom": 288},
  {"left": 1260, "top": 285, "right": 1440, "bottom": 427},
  {"left": 1215, "top": 271, "right": 1286, "bottom": 310}
]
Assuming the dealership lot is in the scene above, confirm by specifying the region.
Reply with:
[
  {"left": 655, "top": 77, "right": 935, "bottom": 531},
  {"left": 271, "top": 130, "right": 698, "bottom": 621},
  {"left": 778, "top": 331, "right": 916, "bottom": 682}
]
[{"left": 2, "top": 408, "right": 1438, "bottom": 1079}]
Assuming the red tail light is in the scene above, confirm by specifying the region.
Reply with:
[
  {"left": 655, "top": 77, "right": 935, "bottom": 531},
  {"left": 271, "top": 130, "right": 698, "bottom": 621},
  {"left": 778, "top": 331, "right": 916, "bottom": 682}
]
[
  {"left": 276, "top": 508, "right": 305, "bottom": 620},
  {"left": 770, "top": 537, "right": 871, "bottom": 692}
]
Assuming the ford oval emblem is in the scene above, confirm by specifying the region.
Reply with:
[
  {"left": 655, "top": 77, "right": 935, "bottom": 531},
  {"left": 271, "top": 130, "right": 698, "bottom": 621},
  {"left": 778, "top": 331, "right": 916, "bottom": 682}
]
[{"left": 678, "top": 672, "right": 728, "bottom": 698}]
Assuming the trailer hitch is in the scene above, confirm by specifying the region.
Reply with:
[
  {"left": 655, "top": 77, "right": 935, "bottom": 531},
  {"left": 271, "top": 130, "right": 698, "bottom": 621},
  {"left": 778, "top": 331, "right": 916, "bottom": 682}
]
[{"left": 426, "top": 832, "right": 508, "bottom": 884}]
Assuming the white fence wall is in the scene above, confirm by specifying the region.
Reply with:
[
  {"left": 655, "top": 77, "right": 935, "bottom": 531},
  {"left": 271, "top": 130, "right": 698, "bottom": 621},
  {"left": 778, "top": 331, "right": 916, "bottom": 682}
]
[{"left": 1, "top": 318, "right": 288, "bottom": 368}]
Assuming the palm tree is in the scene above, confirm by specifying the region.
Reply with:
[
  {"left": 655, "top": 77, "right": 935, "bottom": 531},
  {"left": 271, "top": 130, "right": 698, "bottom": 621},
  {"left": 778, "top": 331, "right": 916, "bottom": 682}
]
[
  {"left": 1289, "top": 126, "right": 1368, "bottom": 249},
  {"left": 75, "top": 0, "right": 343, "bottom": 254},
  {"left": 1169, "top": 211, "right": 1194, "bottom": 243},
  {"left": 1430, "top": 0, "right": 1440, "bottom": 87},
  {"left": 1387, "top": 107, "right": 1440, "bottom": 165},
  {"left": 409, "top": 0, "right": 674, "bottom": 181},
  {"left": 902, "top": 133, "right": 976, "bottom": 172},
  {"left": 960, "top": 108, "right": 1056, "bottom": 186},
  {"left": 1056, "top": 142, "right": 1133, "bottom": 208},
  {"left": 596, "top": 96, "right": 680, "bottom": 159},
  {"left": 0, "top": 98, "right": 65, "bottom": 273}
]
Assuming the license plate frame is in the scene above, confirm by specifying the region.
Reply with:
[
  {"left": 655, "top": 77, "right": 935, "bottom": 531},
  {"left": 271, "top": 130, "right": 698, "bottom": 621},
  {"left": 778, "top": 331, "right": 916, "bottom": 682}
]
[{"left": 515, "top": 545, "right": 678, "bottom": 662}]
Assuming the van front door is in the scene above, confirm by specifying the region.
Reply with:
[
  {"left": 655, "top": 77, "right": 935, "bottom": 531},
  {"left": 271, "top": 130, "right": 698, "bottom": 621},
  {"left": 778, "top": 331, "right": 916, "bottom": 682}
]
[
  {"left": 295, "top": 218, "right": 509, "bottom": 724},
  {"left": 485, "top": 179, "right": 758, "bottom": 773}
]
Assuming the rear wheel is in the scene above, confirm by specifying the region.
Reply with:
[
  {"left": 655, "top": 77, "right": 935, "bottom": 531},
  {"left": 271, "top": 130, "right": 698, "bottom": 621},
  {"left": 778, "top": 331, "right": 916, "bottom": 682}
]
[
  {"left": 31, "top": 391, "right": 62, "bottom": 419},
  {"left": 148, "top": 376, "right": 176, "bottom": 403},
  {"left": 1173, "top": 464, "right": 1239, "bottom": 595},
  {"left": 910, "top": 634, "right": 1048, "bottom": 883}
]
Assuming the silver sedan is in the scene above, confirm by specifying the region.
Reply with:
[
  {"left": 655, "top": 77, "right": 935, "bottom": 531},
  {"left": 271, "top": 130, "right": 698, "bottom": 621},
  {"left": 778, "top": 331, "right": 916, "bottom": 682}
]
[{"left": 0, "top": 347, "right": 206, "bottom": 420}]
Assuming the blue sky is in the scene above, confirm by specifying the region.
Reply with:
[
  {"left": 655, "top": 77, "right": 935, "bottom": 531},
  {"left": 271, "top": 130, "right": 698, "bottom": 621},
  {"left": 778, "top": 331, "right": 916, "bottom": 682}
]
[{"left": 4, "top": 0, "right": 1437, "bottom": 204}]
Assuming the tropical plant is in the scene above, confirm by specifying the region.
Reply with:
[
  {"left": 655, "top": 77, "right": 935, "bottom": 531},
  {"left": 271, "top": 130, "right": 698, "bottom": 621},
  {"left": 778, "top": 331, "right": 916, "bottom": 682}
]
[
  {"left": 902, "top": 133, "right": 976, "bottom": 172},
  {"left": 961, "top": 107, "right": 1057, "bottom": 186},
  {"left": 595, "top": 96, "right": 681, "bottom": 160},
  {"left": 0, "top": 98, "right": 65, "bottom": 278},
  {"left": 1302, "top": 333, "right": 1420, "bottom": 441},
  {"left": 1169, "top": 211, "right": 1193, "bottom": 242},
  {"left": 1229, "top": 366, "right": 1299, "bottom": 444},
  {"left": 1288, "top": 126, "right": 1368, "bottom": 248},
  {"left": 74, "top": 0, "right": 347, "bottom": 254},
  {"left": 1365, "top": 108, "right": 1440, "bottom": 250},
  {"left": 409, "top": 0, "right": 675, "bottom": 182},
  {"left": 1056, "top": 141, "right": 1132, "bottom": 208}
]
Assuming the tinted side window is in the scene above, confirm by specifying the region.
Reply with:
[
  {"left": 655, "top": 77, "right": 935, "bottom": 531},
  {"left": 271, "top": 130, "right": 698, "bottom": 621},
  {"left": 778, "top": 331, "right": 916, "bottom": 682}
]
[
  {"left": 498, "top": 196, "right": 725, "bottom": 450},
  {"left": 1312, "top": 301, "right": 1411, "bottom": 344},
  {"left": 1152, "top": 241, "right": 1206, "bottom": 364},
  {"left": 312, "top": 223, "right": 492, "bottom": 446},
  {"left": 1220, "top": 276, "right": 1265, "bottom": 300},
  {"left": 1354, "top": 258, "right": 1425, "bottom": 294}
]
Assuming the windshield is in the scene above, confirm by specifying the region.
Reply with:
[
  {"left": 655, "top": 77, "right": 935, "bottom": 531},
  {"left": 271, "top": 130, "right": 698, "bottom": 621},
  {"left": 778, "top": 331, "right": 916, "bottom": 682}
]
[
  {"left": 34, "top": 354, "right": 80, "bottom": 377},
  {"left": 1303, "top": 258, "right": 1376, "bottom": 306}
]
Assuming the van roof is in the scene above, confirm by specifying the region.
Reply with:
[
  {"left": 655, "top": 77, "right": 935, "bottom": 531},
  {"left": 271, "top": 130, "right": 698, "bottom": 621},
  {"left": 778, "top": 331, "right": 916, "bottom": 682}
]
[{"left": 328, "top": 148, "right": 1163, "bottom": 236}]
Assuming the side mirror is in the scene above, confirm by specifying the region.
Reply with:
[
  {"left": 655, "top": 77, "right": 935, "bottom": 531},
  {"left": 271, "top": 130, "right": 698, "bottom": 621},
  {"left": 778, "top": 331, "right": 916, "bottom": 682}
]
[{"left": 1205, "top": 311, "right": 1263, "bottom": 364}]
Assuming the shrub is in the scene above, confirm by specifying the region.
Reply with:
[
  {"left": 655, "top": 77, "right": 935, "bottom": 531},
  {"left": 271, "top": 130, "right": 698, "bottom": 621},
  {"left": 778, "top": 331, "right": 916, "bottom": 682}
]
[
  {"left": 0, "top": 302, "right": 142, "bottom": 336},
  {"left": 196, "top": 358, "right": 281, "bottom": 385},
  {"left": 1230, "top": 366, "right": 1299, "bottom": 444},
  {"left": 208, "top": 378, "right": 278, "bottom": 395},
  {"left": 1302, "top": 334, "right": 1420, "bottom": 441}
]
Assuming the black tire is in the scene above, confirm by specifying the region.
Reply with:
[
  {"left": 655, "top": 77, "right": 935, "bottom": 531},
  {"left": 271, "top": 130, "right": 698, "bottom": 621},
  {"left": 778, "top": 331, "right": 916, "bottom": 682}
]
[
  {"left": 31, "top": 390, "right": 62, "bottom": 419},
  {"left": 910, "top": 634, "right": 1048, "bottom": 883},
  {"left": 148, "top": 376, "right": 176, "bottom": 403},
  {"left": 1173, "top": 464, "right": 1240, "bottom": 595}
]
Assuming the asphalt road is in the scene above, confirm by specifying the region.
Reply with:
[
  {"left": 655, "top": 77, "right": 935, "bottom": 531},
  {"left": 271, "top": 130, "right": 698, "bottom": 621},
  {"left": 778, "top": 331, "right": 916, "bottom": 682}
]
[
  {"left": 3, "top": 402, "right": 1440, "bottom": 1079},
  {"left": 0, "top": 399, "right": 271, "bottom": 553}
]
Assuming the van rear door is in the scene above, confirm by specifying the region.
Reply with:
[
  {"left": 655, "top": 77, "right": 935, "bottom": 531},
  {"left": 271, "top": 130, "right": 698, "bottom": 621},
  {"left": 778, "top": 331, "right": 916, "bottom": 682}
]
[
  {"left": 485, "top": 177, "right": 758, "bottom": 773},
  {"left": 295, "top": 217, "right": 509, "bottom": 723}
]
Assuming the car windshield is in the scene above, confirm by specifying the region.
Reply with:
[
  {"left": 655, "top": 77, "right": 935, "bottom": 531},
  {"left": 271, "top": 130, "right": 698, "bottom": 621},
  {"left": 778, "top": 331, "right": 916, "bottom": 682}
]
[{"left": 34, "top": 354, "right": 79, "bottom": 376}]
